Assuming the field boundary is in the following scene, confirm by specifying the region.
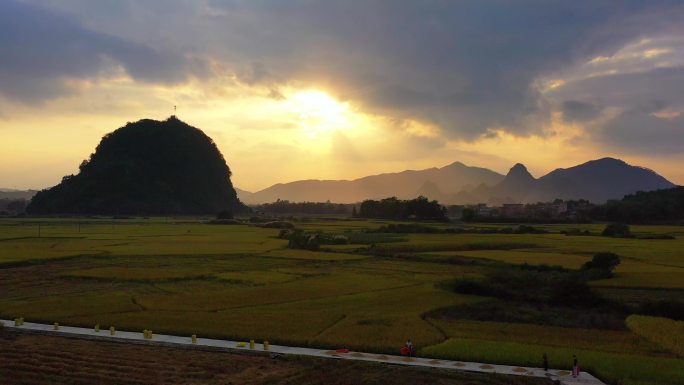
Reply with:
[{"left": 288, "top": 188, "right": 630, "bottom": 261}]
[{"left": 1, "top": 319, "right": 604, "bottom": 385}]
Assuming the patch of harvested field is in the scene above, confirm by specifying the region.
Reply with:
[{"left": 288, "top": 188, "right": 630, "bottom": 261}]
[{"left": 0, "top": 331, "right": 550, "bottom": 385}]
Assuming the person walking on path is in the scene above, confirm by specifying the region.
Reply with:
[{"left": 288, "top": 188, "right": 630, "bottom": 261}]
[
  {"left": 543, "top": 353, "right": 548, "bottom": 372},
  {"left": 572, "top": 355, "right": 580, "bottom": 378},
  {"left": 405, "top": 339, "right": 414, "bottom": 358}
]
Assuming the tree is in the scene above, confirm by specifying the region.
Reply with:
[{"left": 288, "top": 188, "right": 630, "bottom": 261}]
[
  {"left": 358, "top": 196, "right": 446, "bottom": 221},
  {"left": 602, "top": 223, "right": 632, "bottom": 238},
  {"left": 582, "top": 252, "right": 621, "bottom": 279},
  {"left": 461, "top": 208, "right": 476, "bottom": 222},
  {"left": 216, "top": 209, "right": 233, "bottom": 219}
]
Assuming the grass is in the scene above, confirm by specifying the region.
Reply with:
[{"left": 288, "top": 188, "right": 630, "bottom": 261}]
[
  {"left": 428, "top": 319, "right": 667, "bottom": 356},
  {"left": 626, "top": 315, "right": 684, "bottom": 356},
  {"left": 260, "top": 249, "right": 370, "bottom": 260},
  {"left": 1, "top": 217, "right": 683, "bottom": 385},
  {"left": 420, "top": 250, "right": 590, "bottom": 269},
  {"left": 591, "top": 272, "right": 684, "bottom": 289},
  {"left": 421, "top": 338, "right": 684, "bottom": 385}
]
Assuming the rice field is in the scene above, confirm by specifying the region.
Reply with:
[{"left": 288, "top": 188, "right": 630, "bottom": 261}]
[
  {"left": 626, "top": 315, "right": 684, "bottom": 356},
  {"left": 0, "top": 217, "right": 683, "bottom": 385}
]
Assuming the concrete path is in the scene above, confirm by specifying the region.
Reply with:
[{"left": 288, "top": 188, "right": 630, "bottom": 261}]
[{"left": 1, "top": 319, "right": 604, "bottom": 385}]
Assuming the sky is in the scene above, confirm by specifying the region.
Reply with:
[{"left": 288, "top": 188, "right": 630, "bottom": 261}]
[{"left": 1, "top": 0, "right": 683, "bottom": 192}]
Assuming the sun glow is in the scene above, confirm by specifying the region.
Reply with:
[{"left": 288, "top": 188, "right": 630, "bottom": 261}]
[{"left": 288, "top": 90, "right": 350, "bottom": 138}]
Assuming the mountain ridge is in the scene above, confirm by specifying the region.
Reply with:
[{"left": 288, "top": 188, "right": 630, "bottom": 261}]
[{"left": 238, "top": 157, "right": 675, "bottom": 204}]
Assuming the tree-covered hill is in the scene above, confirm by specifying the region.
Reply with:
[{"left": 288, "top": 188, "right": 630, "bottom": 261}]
[
  {"left": 27, "top": 117, "right": 244, "bottom": 215},
  {"left": 602, "top": 186, "right": 684, "bottom": 222}
]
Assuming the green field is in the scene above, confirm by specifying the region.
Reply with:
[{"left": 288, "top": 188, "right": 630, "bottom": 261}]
[{"left": 1, "top": 217, "right": 683, "bottom": 385}]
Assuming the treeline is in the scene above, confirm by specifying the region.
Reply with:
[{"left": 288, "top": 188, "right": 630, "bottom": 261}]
[
  {"left": 358, "top": 196, "right": 447, "bottom": 220},
  {"left": 598, "top": 187, "right": 684, "bottom": 223},
  {"left": 256, "top": 199, "right": 352, "bottom": 215},
  {"left": 0, "top": 199, "right": 27, "bottom": 215}
]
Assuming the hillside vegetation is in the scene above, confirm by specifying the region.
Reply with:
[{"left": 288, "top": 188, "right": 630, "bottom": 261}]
[{"left": 27, "top": 117, "right": 243, "bottom": 215}]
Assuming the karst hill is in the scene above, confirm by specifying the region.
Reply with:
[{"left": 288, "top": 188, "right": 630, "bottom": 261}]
[{"left": 27, "top": 117, "right": 244, "bottom": 215}]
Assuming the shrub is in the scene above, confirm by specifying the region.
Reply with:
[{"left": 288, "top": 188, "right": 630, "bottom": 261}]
[
  {"left": 581, "top": 252, "right": 621, "bottom": 279},
  {"left": 451, "top": 269, "right": 606, "bottom": 307},
  {"left": 281, "top": 229, "right": 349, "bottom": 251},
  {"left": 601, "top": 223, "right": 633, "bottom": 238},
  {"left": 281, "top": 229, "right": 320, "bottom": 251},
  {"left": 562, "top": 228, "right": 593, "bottom": 236},
  {"left": 207, "top": 219, "right": 242, "bottom": 225},
  {"left": 514, "top": 225, "right": 548, "bottom": 234},
  {"left": 216, "top": 210, "right": 234, "bottom": 219},
  {"left": 258, "top": 221, "right": 295, "bottom": 229},
  {"left": 369, "top": 223, "right": 443, "bottom": 234}
]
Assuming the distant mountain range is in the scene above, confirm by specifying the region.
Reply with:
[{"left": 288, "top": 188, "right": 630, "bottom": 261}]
[
  {"left": 0, "top": 189, "right": 37, "bottom": 200},
  {"left": 237, "top": 158, "right": 676, "bottom": 205}
]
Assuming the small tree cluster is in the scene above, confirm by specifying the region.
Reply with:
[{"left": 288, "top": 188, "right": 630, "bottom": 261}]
[
  {"left": 582, "top": 252, "right": 621, "bottom": 279},
  {"left": 278, "top": 229, "right": 349, "bottom": 251},
  {"left": 602, "top": 223, "right": 633, "bottom": 238},
  {"left": 358, "top": 196, "right": 447, "bottom": 220},
  {"left": 258, "top": 199, "right": 352, "bottom": 215}
]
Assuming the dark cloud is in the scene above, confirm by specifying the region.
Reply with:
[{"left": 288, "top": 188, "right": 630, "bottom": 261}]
[
  {"left": 562, "top": 101, "right": 603, "bottom": 122},
  {"left": 552, "top": 66, "right": 684, "bottom": 110},
  {"left": 600, "top": 106, "right": 684, "bottom": 155},
  {"left": 552, "top": 66, "right": 684, "bottom": 154},
  {"left": 201, "top": 0, "right": 684, "bottom": 137},
  {"left": 6, "top": 0, "right": 684, "bottom": 141},
  {"left": 0, "top": 0, "right": 203, "bottom": 103}
]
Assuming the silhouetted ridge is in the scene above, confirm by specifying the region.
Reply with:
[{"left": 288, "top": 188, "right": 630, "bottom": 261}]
[
  {"left": 503, "top": 163, "right": 535, "bottom": 183},
  {"left": 27, "top": 117, "right": 244, "bottom": 215}
]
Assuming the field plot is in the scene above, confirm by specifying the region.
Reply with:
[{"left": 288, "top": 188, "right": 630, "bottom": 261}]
[
  {"left": 0, "top": 218, "right": 683, "bottom": 385},
  {"left": 420, "top": 250, "right": 590, "bottom": 269},
  {"left": 626, "top": 315, "right": 684, "bottom": 356},
  {"left": 0, "top": 331, "right": 547, "bottom": 385}
]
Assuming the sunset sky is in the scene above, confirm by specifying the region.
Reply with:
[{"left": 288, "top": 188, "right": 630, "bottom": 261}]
[{"left": 1, "top": 0, "right": 684, "bottom": 192}]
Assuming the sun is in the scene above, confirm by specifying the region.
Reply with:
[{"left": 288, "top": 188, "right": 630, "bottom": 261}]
[{"left": 288, "top": 90, "right": 349, "bottom": 137}]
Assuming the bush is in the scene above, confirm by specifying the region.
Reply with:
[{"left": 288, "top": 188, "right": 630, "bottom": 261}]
[
  {"left": 514, "top": 225, "right": 548, "bottom": 234},
  {"left": 284, "top": 230, "right": 320, "bottom": 251},
  {"left": 562, "top": 228, "right": 593, "bottom": 236},
  {"left": 369, "top": 223, "right": 443, "bottom": 234},
  {"left": 637, "top": 234, "right": 676, "bottom": 240},
  {"left": 601, "top": 223, "right": 633, "bottom": 238},
  {"left": 451, "top": 268, "right": 606, "bottom": 307},
  {"left": 582, "top": 252, "right": 621, "bottom": 279},
  {"left": 216, "top": 210, "right": 234, "bottom": 219},
  {"left": 281, "top": 229, "right": 349, "bottom": 251},
  {"left": 258, "top": 221, "right": 295, "bottom": 229},
  {"left": 207, "top": 219, "right": 242, "bottom": 225}
]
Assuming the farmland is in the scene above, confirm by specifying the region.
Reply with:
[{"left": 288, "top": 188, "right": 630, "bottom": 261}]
[
  {"left": 1, "top": 217, "right": 683, "bottom": 385},
  {"left": 0, "top": 331, "right": 548, "bottom": 385}
]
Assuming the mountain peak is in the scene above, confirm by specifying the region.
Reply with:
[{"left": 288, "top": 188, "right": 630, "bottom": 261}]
[
  {"left": 507, "top": 163, "right": 534, "bottom": 179},
  {"left": 589, "top": 157, "right": 627, "bottom": 166},
  {"left": 442, "top": 161, "right": 467, "bottom": 169}
]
